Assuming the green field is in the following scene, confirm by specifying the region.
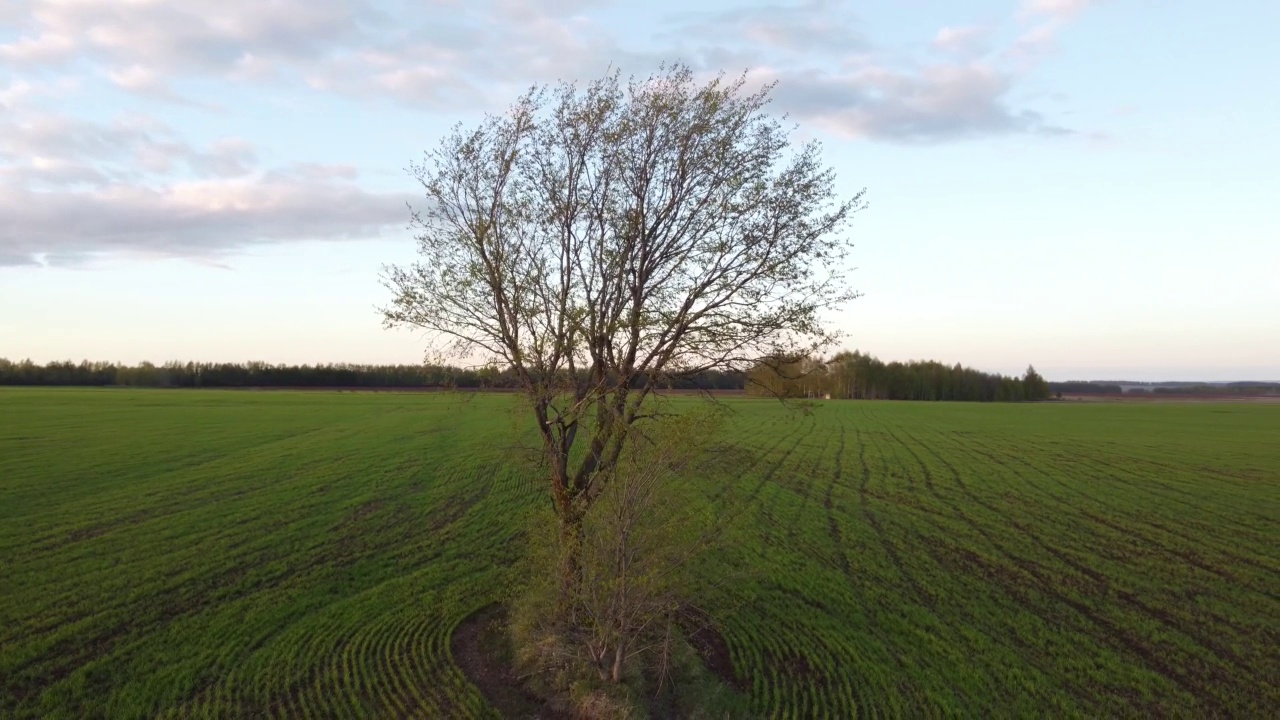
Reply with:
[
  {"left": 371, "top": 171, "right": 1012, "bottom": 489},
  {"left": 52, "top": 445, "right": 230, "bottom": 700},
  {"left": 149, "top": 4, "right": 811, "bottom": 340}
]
[{"left": 2, "top": 389, "right": 1277, "bottom": 718}]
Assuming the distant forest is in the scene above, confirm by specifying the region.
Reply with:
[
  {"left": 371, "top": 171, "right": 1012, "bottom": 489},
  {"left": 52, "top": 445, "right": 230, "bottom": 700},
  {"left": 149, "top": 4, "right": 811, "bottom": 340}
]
[
  {"left": 745, "top": 352, "right": 1052, "bottom": 402},
  {"left": 5, "top": 356, "right": 1271, "bottom": 400},
  {"left": 0, "top": 353, "right": 1047, "bottom": 402},
  {"left": 1055, "top": 381, "right": 1280, "bottom": 396},
  {"left": 0, "top": 358, "right": 741, "bottom": 391}
]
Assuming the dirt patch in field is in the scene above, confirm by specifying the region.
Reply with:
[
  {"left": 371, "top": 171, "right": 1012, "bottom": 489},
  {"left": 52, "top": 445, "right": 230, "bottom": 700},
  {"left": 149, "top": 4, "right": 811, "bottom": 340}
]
[
  {"left": 678, "top": 607, "right": 742, "bottom": 693},
  {"left": 451, "top": 605, "right": 559, "bottom": 719},
  {"left": 453, "top": 604, "right": 742, "bottom": 717}
]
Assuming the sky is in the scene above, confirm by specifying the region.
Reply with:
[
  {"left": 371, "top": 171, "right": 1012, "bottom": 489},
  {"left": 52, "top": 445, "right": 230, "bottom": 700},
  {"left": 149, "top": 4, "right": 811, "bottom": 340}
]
[{"left": 1, "top": 0, "right": 1276, "bottom": 382}]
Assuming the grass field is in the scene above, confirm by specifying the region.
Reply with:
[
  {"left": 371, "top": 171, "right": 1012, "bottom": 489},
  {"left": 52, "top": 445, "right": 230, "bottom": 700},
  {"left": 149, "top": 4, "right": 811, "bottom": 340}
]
[{"left": 1, "top": 388, "right": 1277, "bottom": 718}]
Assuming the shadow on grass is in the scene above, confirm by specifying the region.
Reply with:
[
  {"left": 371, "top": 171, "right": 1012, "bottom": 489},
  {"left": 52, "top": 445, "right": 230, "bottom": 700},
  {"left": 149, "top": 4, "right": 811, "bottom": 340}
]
[{"left": 451, "top": 604, "right": 750, "bottom": 719}]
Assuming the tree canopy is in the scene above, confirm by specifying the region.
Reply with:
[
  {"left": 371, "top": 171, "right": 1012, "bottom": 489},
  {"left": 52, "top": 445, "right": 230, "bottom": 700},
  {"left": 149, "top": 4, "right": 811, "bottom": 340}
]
[
  {"left": 382, "top": 64, "right": 864, "bottom": 546},
  {"left": 381, "top": 65, "right": 865, "bottom": 687},
  {"left": 747, "top": 351, "right": 1054, "bottom": 401}
]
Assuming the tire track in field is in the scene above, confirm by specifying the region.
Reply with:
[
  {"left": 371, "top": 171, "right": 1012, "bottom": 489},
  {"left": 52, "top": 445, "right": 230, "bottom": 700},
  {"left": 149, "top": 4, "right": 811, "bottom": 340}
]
[
  {"left": 905, "top": 427, "right": 1260, "bottom": 681},
  {"left": 953, "top": 434, "right": 1238, "bottom": 560},
  {"left": 781, "top": 422, "right": 836, "bottom": 545},
  {"left": 913, "top": 428, "right": 1242, "bottom": 714},
  {"left": 699, "top": 416, "right": 772, "bottom": 482},
  {"left": 710, "top": 416, "right": 806, "bottom": 505},
  {"left": 736, "top": 611, "right": 860, "bottom": 720},
  {"left": 853, "top": 425, "right": 933, "bottom": 609},
  {"left": 17, "top": 469, "right": 438, "bottom": 646},
  {"left": 370, "top": 614, "right": 415, "bottom": 716},
  {"left": 873, "top": 422, "right": 1071, "bottom": 712},
  {"left": 765, "top": 414, "right": 886, "bottom": 716},
  {"left": 1112, "top": 451, "right": 1264, "bottom": 491},
  {"left": 216, "top": 488, "right": 492, "bottom": 718},
  {"left": 878, "top": 424, "right": 977, "bottom": 610},
  {"left": 962, "top": 434, "right": 1280, "bottom": 589},
  {"left": 711, "top": 416, "right": 813, "bottom": 556},
  {"left": 886, "top": 424, "right": 1095, "bottom": 699},
  {"left": 1023, "top": 443, "right": 1256, "bottom": 523},
  {"left": 823, "top": 417, "right": 852, "bottom": 577},
  {"left": 1012, "top": 440, "right": 1270, "bottom": 530},
  {"left": 378, "top": 613, "right": 440, "bottom": 717},
  {"left": 1077, "top": 508, "right": 1279, "bottom": 595},
  {"left": 936, "top": 429, "right": 1262, "bottom": 607},
  {"left": 936, "top": 537, "right": 1229, "bottom": 717},
  {"left": 744, "top": 417, "right": 814, "bottom": 508}
]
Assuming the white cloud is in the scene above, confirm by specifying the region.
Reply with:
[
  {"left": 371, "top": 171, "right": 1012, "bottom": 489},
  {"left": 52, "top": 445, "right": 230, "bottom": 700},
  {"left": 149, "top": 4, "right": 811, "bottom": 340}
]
[
  {"left": 758, "top": 61, "right": 1068, "bottom": 142},
  {"left": 0, "top": 0, "right": 1103, "bottom": 264},
  {"left": 667, "top": 1, "right": 866, "bottom": 55},
  {"left": 3, "top": 0, "right": 1091, "bottom": 141},
  {"left": 0, "top": 111, "right": 406, "bottom": 265},
  {"left": 107, "top": 65, "right": 164, "bottom": 92},
  {"left": 0, "top": 80, "right": 34, "bottom": 109},
  {"left": 0, "top": 31, "right": 75, "bottom": 63},
  {"left": 2, "top": 0, "right": 383, "bottom": 79},
  {"left": 932, "top": 26, "right": 988, "bottom": 56},
  {"left": 1011, "top": 0, "right": 1098, "bottom": 62},
  {"left": 0, "top": 112, "right": 254, "bottom": 185},
  {"left": 0, "top": 175, "right": 409, "bottom": 266},
  {"left": 1011, "top": 21, "right": 1063, "bottom": 61},
  {"left": 1022, "top": 0, "right": 1094, "bottom": 19}
]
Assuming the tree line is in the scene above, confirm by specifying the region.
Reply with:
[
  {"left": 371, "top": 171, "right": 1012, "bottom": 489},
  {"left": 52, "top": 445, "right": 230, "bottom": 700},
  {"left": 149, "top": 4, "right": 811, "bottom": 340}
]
[
  {"left": 1046, "top": 381, "right": 1280, "bottom": 396},
  {"left": 0, "top": 355, "right": 1059, "bottom": 401},
  {"left": 746, "top": 351, "right": 1053, "bottom": 401},
  {"left": 1132, "top": 384, "right": 1280, "bottom": 396},
  {"left": 1047, "top": 381, "right": 1124, "bottom": 395},
  {"left": 0, "top": 358, "right": 745, "bottom": 391}
]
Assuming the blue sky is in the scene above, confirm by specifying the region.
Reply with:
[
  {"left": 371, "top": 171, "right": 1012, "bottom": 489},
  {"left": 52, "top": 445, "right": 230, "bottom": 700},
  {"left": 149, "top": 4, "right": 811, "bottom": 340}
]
[{"left": 1, "top": 0, "right": 1276, "bottom": 381}]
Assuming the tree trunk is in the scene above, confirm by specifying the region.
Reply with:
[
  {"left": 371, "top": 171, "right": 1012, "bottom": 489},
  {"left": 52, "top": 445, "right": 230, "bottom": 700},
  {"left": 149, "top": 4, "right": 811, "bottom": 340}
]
[
  {"left": 611, "top": 643, "right": 624, "bottom": 683},
  {"left": 557, "top": 505, "right": 584, "bottom": 615}
]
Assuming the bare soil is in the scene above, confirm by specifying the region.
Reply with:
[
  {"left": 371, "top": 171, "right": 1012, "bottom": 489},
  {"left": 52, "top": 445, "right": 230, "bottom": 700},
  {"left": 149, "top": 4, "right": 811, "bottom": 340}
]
[
  {"left": 450, "top": 606, "right": 558, "bottom": 719},
  {"left": 675, "top": 607, "right": 742, "bottom": 693},
  {"left": 452, "top": 604, "right": 743, "bottom": 718}
]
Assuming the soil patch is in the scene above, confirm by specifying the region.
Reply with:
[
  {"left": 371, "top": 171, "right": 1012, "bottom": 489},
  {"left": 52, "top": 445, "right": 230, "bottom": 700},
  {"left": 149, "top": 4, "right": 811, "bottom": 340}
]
[
  {"left": 453, "top": 604, "right": 743, "bottom": 718},
  {"left": 677, "top": 607, "right": 742, "bottom": 693},
  {"left": 451, "top": 605, "right": 559, "bottom": 719}
]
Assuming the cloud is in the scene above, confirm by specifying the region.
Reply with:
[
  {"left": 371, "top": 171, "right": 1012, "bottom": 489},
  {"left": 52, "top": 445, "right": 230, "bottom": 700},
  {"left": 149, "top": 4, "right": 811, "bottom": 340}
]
[
  {"left": 931, "top": 26, "right": 989, "bottom": 56},
  {"left": 107, "top": 65, "right": 164, "bottom": 92},
  {"left": 0, "top": 1, "right": 418, "bottom": 265},
  {"left": 0, "top": 112, "right": 259, "bottom": 186},
  {"left": 664, "top": 1, "right": 866, "bottom": 56},
  {"left": 0, "top": 111, "right": 408, "bottom": 266},
  {"left": 759, "top": 62, "right": 1068, "bottom": 142},
  {"left": 0, "top": 74, "right": 78, "bottom": 112},
  {"left": 0, "top": 80, "right": 34, "bottom": 109},
  {"left": 305, "top": 46, "right": 491, "bottom": 109},
  {"left": 494, "top": 0, "right": 610, "bottom": 20},
  {"left": 1011, "top": 0, "right": 1097, "bottom": 61},
  {"left": 657, "top": 3, "right": 1084, "bottom": 143},
  {"left": 190, "top": 139, "right": 258, "bottom": 178},
  {"left": 3, "top": 1, "right": 1088, "bottom": 144},
  {"left": 0, "top": 252, "right": 43, "bottom": 267},
  {"left": 1011, "top": 22, "right": 1062, "bottom": 62},
  {"left": 292, "top": 1, "right": 673, "bottom": 113},
  {"left": 1021, "top": 0, "right": 1094, "bottom": 20},
  {"left": 0, "top": 173, "right": 411, "bottom": 267},
  {"left": 104, "top": 64, "right": 205, "bottom": 105},
  {"left": 0, "top": 31, "right": 75, "bottom": 64},
  {"left": 1, "top": 0, "right": 384, "bottom": 80},
  {"left": 0, "top": 0, "right": 1102, "bottom": 266},
  {"left": 1, "top": 0, "right": 627, "bottom": 109}
]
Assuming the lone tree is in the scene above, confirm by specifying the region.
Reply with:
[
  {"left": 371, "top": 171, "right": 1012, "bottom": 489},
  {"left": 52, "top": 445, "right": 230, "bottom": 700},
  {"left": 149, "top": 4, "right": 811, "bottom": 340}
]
[
  {"left": 1024, "top": 364, "right": 1050, "bottom": 400},
  {"left": 383, "top": 64, "right": 863, "bottom": 602}
]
